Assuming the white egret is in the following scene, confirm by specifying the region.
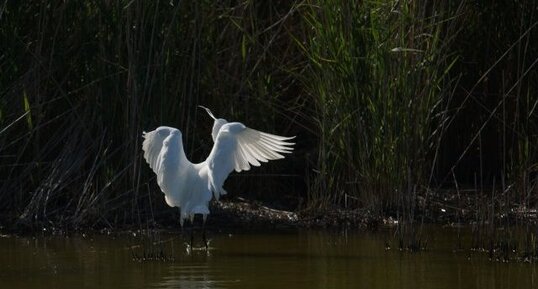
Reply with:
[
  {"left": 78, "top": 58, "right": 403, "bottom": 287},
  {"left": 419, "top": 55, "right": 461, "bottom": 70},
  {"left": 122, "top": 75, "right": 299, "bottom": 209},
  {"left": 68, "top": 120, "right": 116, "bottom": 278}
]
[{"left": 142, "top": 106, "right": 295, "bottom": 248}]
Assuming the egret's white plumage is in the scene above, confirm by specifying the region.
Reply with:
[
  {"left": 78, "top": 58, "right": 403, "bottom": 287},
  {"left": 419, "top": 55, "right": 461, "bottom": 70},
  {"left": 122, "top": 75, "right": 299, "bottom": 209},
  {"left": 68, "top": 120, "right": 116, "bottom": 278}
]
[{"left": 142, "top": 107, "right": 294, "bottom": 226}]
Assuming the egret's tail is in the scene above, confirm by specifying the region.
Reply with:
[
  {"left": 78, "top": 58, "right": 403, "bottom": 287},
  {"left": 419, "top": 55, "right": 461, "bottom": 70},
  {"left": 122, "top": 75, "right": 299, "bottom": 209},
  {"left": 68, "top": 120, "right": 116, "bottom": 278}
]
[{"left": 192, "top": 205, "right": 210, "bottom": 215}]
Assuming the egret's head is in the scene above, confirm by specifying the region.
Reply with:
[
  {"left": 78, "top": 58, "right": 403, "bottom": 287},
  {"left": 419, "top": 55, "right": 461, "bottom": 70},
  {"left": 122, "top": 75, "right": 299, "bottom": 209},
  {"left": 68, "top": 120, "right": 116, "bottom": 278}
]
[{"left": 197, "top": 105, "right": 228, "bottom": 141}]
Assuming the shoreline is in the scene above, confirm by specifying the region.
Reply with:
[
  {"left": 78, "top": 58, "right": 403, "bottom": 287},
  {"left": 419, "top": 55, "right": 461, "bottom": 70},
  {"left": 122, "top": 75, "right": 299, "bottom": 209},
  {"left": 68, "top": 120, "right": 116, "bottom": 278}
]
[{"left": 3, "top": 193, "right": 537, "bottom": 236}]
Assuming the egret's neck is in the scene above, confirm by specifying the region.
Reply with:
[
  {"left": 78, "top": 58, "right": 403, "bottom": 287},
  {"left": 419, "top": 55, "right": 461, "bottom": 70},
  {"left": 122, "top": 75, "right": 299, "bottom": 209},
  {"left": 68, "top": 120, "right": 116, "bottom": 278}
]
[{"left": 211, "top": 118, "right": 228, "bottom": 142}]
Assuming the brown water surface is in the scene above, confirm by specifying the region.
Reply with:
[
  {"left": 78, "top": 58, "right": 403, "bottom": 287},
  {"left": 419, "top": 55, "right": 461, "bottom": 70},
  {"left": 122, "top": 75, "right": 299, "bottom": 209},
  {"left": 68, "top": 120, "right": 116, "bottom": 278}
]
[{"left": 0, "top": 227, "right": 535, "bottom": 288}]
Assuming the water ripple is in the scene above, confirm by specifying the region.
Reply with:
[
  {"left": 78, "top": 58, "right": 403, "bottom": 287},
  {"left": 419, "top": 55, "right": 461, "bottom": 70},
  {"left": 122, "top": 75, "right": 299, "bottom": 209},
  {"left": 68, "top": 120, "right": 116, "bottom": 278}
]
[{"left": 152, "top": 264, "right": 240, "bottom": 289}]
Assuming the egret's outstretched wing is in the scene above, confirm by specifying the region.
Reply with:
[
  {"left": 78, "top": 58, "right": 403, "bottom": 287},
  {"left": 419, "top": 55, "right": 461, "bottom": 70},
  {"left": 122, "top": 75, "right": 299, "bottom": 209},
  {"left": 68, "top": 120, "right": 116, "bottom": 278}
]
[
  {"left": 142, "top": 126, "right": 189, "bottom": 208},
  {"left": 206, "top": 122, "right": 295, "bottom": 198},
  {"left": 142, "top": 126, "right": 180, "bottom": 174}
]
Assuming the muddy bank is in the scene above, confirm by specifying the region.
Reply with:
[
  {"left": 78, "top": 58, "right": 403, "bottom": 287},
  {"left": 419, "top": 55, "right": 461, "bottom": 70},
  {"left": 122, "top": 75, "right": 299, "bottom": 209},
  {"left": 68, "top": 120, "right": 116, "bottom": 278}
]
[
  {"left": 208, "top": 197, "right": 391, "bottom": 231},
  {"left": 3, "top": 189, "right": 537, "bottom": 235},
  {"left": 209, "top": 190, "right": 538, "bottom": 232},
  {"left": 208, "top": 197, "right": 380, "bottom": 231},
  {"left": 0, "top": 197, "right": 379, "bottom": 235}
]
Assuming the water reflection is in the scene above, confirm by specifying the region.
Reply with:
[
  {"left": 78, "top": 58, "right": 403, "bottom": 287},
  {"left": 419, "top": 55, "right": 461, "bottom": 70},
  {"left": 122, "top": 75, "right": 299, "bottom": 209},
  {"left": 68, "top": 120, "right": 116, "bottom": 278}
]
[
  {"left": 154, "top": 264, "right": 240, "bottom": 289},
  {"left": 0, "top": 228, "right": 536, "bottom": 289}
]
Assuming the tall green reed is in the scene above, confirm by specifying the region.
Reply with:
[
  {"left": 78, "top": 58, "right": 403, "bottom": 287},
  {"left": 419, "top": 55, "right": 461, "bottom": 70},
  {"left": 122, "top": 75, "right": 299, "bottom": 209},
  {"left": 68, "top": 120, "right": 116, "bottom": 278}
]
[
  {"left": 0, "top": 0, "right": 537, "bottom": 231},
  {"left": 299, "top": 1, "right": 462, "bottom": 212}
]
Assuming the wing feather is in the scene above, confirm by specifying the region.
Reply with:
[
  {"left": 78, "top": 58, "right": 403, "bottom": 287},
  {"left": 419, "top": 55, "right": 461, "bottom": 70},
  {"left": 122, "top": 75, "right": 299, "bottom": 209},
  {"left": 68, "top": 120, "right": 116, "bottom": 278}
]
[
  {"left": 236, "top": 127, "right": 294, "bottom": 171},
  {"left": 206, "top": 122, "right": 295, "bottom": 199},
  {"left": 239, "top": 141, "right": 262, "bottom": 166},
  {"left": 142, "top": 126, "right": 181, "bottom": 175}
]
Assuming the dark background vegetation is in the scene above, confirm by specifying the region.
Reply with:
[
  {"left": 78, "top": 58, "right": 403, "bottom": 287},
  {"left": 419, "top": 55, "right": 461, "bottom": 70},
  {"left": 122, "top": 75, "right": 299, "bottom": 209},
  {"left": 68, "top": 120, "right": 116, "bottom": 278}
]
[{"left": 0, "top": 1, "right": 537, "bottom": 230}]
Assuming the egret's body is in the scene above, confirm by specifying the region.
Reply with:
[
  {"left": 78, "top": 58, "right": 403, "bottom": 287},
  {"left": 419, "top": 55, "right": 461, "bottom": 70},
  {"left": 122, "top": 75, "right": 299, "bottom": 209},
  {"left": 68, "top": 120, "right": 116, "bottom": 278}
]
[{"left": 142, "top": 107, "right": 294, "bottom": 230}]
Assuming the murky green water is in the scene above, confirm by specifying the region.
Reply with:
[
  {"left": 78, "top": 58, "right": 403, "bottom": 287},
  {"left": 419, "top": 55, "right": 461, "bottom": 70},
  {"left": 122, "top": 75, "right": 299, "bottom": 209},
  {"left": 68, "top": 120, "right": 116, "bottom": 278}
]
[{"left": 0, "top": 227, "right": 536, "bottom": 289}]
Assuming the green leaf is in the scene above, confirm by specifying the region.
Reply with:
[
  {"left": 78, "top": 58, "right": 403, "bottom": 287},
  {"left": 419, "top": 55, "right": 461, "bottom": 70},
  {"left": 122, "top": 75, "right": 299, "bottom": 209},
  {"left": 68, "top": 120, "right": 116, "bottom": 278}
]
[
  {"left": 23, "top": 90, "right": 33, "bottom": 130},
  {"left": 241, "top": 34, "right": 247, "bottom": 62}
]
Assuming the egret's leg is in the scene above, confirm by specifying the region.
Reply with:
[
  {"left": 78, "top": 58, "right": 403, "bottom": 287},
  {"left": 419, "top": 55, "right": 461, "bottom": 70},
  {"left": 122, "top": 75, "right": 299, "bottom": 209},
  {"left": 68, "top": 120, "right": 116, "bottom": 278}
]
[
  {"left": 190, "top": 229, "right": 194, "bottom": 249},
  {"left": 189, "top": 214, "right": 195, "bottom": 249},
  {"left": 202, "top": 215, "right": 208, "bottom": 250},
  {"left": 180, "top": 217, "right": 188, "bottom": 250}
]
